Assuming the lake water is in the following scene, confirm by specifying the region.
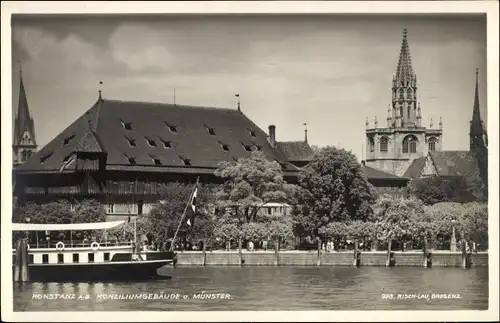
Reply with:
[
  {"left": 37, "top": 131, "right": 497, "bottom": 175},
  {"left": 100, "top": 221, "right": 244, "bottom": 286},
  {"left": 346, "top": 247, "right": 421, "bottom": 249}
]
[{"left": 13, "top": 266, "right": 488, "bottom": 311}]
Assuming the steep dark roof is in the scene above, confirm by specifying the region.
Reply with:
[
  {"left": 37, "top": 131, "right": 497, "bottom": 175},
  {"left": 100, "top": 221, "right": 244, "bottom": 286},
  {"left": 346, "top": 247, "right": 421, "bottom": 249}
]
[
  {"left": 404, "top": 156, "right": 427, "bottom": 178},
  {"left": 16, "top": 98, "right": 299, "bottom": 174},
  {"left": 362, "top": 165, "right": 409, "bottom": 181},
  {"left": 428, "top": 151, "right": 481, "bottom": 178},
  {"left": 276, "top": 141, "right": 314, "bottom": 162}
]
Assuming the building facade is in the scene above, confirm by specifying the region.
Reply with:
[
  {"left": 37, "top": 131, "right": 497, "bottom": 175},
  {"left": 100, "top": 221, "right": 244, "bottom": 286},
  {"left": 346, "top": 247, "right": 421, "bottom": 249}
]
[
  {"left": 365, "top": 29, "right": 443, "bottom": 177},
  {"left": 13, "top": 93, "right": 315, "bottom": 219}
]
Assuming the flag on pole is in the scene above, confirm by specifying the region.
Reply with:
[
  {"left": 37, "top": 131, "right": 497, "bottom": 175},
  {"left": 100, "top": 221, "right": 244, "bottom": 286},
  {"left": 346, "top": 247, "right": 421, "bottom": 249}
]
[
  {"left": 59, "top": 153, "right": 77, "bottom": 172},
  {"left": 187, "top": 187, "right": 198, "bottom": 227}
]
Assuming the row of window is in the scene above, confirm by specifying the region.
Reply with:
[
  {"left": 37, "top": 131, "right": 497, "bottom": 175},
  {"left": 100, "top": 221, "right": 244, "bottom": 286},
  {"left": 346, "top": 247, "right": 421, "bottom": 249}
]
[
  {"left": 12, "top": 253, "right": 110, "bottom": 264},
  {"left": 121, "top": 120, "right": 258, "bottom": 138},
  {"left": 369, "top": 136, "right": 437, "bottom": 153}
]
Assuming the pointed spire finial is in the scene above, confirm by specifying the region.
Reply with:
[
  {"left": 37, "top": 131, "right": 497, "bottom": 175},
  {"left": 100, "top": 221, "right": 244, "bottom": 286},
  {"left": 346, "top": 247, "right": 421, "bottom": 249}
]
[
  {"left": 365, "top": 117, "right": 369, "bottom": 128},
  {"left": 303, "top": 123, "right": 308, "bottom": 143},
  {"left": 18, "top": 61, "right": 22, "bottom": 75},
  {"left": 235, "top": 94, "right": 240, "bottom": 112},
  {"left": 439, "top": 116, "right": 443, "bottom": 129},
  {"left": 374, "top": 116, "right": 378, "bottom": 128},
  {"left": 430, "top": 118, "right": 433, "bottom": 128},
  {"left": 98, "top": 81, "right": 103, "bottom": 100}
]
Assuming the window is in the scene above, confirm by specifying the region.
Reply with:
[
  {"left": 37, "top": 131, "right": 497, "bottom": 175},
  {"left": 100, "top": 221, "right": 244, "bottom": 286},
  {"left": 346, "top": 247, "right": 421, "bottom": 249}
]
[
  {"left": 40, "top": 151, "right": 53, "bottom": 164},
  {"left": 428, "top": 137, "right": 437, "bottom": 152},
  {"left": 180, "top": 156, "right": 191, "bottom": 166},
  {"left": 42, "top": 254, "right": 49, "bottom": 264},
  {"left": 218, "top": 141, "right": 230, "bottom": 151},
  {"left": 26, "top": 150, "right": 33, "bottom": 159},
  {"left": 403, "top": 135, "right": 418, "bottom": 154},
  {"left": 242, "top": 143, "right": 252, "bottom": 152},
  {"left": 104, "top": 253, "right": 110, "bottom": 262},
  {"left": 145, "top": 137, "right": 157, "bottom": 147},
  {"left": 88, "top": 253, "right": 94, "bottom": 263},
  {"left": 205, "top": 125, "right": 216, "bottom": 136},
  {"left": 121, "top": 121, "right": 132, "bottom": 130},
  {"left": 28, "top": 254, "right": 34, "bottom": 264},
  {"left": 398, "top": 89, "right": 404, "bottom": 99},
  {"left": 63, "top": 134, "right": 75, "bottom": 146},
  {"left": 73, "top": 254, "right": 79, "bottom": 263},
  {"left": 368, "top": 137, "right": 375, "bottom": 152},
  {"left": 150, "top": 154, "right": 162, "bottom": 165},
  {"left": 407, "top": 106, "right": 411, "bottom": 119},
  {"left": 165, "top": 122, "right": 178, "bottom": 133},
  {"left": 22, "top": 150, "right": 28, "bottom": 162},
  {"left": 252, "top": 142, "right": 262, "bottom": 151},
  {"left": 57, "top": 254, "right": 64, "bottom": 264},
  {"left": 248, "top": 129, "right": 256, "bottom": 137},
  {"left": 380, "top": 137, "right": 388, "bottom": 152},
  {"left": 161, "top": 139, "right": 172, "bottom": 148},
  {"left": 126, "top": 137, "right": 136, "bottom": 147},
  {"left": 105, "top": 203, "right": 114, "bottom": 214}
]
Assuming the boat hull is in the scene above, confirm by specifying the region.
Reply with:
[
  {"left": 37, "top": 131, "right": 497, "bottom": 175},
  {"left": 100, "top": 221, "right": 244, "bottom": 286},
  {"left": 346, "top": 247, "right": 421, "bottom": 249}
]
[{"left": 12, "top": 259, "right": 174, "bottom": 282}]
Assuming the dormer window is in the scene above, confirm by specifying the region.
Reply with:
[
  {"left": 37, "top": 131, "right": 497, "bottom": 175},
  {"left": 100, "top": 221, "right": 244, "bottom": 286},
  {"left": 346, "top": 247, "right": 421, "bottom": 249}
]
[
  {"left": 179, "top": 155, "right": 191, "bottom": 166},
  {"left": 123, "top": 153, "right": 136, "bottom": 165},
  {"left": 126, "top": 137, "right": 136, "bottom": 147},
  {"left": 252, "top": 142, "right": 262, "bottom": 151},
  {"left": 218, "top": 141, "right": 230, "bottom": 151},
  {"left": 145, "top": 137, "right": 157, "bottom": 147},
  {"left": 241, "top": 143, "right": 252, "bottom": 152},
  {"left": 121, "top": 121, "right": 133, "bottom": 130},
  {"left": 63, "top": 134, "right": 75, "bottom": 146},
  {"left": 205, "top": 125, "right": 216, "bottom": 136},
  {"left": 165, "top": 122, "right": 178, "bottom": 133},
  {"left": 248, "top": 129, "right": 257, "bottom": 137},
  {"left": 63, "top": 154, "right": 72, "bottom": 162},
  {"left": 40, "top": 151, "right": 53, "bottom": 164},
  {"left": 150, "top": 154, "right": 162, "bottom": 166},
  {"left": 161, "top": 139, "right": 172, "bottom": 148}
]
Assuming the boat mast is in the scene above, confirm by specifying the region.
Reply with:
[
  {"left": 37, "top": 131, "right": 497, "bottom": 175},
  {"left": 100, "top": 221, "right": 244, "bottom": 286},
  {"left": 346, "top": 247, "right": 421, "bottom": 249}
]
[{"left": 170, "top": 177, "right": 199, "bottom": 252}]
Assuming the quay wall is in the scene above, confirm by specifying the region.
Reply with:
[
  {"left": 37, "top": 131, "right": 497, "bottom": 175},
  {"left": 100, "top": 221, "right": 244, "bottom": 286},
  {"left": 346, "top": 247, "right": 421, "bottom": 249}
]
[{"left": 175, "top": 251, "right": 488, "bottom": 267}]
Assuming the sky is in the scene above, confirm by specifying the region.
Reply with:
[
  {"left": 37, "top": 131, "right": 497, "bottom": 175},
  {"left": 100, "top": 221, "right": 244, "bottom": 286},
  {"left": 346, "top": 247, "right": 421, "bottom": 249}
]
[{"left": 11, "top": 14, "right": 487, "bottom": 161}]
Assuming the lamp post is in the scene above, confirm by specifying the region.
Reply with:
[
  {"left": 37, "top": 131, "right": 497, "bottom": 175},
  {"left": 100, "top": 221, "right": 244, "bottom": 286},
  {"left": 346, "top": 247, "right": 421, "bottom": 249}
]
[{"left": 450, "top": 219, "right": 457, "bottom": 252}]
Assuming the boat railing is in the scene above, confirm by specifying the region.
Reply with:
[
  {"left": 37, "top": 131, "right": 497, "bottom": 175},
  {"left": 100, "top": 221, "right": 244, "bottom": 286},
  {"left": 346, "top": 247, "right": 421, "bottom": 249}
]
[{"left": 13, "top": 240, "right": 133, "bottom": 249}]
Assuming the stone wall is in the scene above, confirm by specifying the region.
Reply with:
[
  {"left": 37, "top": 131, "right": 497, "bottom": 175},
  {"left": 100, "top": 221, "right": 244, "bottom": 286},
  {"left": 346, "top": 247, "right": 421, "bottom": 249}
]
[{"left": 175, "top": 251, "right": 488, "bottom": 267}]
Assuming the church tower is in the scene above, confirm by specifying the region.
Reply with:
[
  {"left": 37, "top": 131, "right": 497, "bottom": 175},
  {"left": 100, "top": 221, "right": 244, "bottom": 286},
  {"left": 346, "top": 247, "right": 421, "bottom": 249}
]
[
  {"left": 13, "top": 65, "right": 37, "bottom": 167},
  {"left": 364, "top": 29, "right": 443, "bottom": 176},
  {"left": 470, "top": 68, "right": 487, "bottom": 151}
]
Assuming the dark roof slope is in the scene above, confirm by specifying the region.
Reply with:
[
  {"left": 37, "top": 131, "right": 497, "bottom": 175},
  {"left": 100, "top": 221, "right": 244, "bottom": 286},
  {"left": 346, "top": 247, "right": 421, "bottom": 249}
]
[
  {"left": 16, "top": 98, "right": 298, "bottom": 174},
  {"left": 276, "top": 141, "right": 314, "bottom": 162},
  {"left": 404, "top": 156, "right": 427, "bottom": 178},
  {"left": 362, "top": 165, "right": 409, "bottom": 181},
  {"left": 429, "top": 151, "right": 480, "bottom": 178}
]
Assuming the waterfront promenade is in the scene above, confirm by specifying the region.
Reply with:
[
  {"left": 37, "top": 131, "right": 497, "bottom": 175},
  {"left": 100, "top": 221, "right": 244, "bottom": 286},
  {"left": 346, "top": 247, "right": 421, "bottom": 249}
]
[{"left": 174, "top": 250, "right": 488, "bottom": 267}]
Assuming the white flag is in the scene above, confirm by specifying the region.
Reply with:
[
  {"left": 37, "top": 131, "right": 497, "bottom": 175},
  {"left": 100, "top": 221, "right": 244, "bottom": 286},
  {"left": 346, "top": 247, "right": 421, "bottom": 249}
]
[{"left": 191, "top": 187, "right": 197, "bottom": 213}]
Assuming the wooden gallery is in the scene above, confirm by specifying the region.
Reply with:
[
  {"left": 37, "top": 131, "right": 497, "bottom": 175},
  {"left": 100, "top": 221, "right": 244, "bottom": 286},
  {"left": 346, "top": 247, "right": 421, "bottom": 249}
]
[{"left": 13, "top": 91, "right": 409, "bottom": 221}]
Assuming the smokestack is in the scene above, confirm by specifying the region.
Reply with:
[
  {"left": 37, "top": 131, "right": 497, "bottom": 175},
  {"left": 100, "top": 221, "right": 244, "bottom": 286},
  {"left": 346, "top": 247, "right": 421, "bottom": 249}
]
[{"left": 268, "top": 125, "right": 276, "bottom": 149}]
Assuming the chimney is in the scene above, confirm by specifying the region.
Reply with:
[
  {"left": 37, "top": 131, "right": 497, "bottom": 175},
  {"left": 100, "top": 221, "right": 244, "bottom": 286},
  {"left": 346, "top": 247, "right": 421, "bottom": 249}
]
[{"left": 268, "top": 125, "right": 276, "bottom": 149}]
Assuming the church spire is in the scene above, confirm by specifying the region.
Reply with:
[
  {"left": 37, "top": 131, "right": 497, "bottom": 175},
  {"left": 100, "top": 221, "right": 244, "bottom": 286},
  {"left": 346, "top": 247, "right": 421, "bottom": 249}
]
[
  {"left": 391, "top": 29, "right": 418, "bottom": 128},
  {"left": 470, "top": 68, "right": 486, "bottom": 150},
  {"left": 13, "top": 64, "right": 38, "bottom": 166},
  {"left": 395, "top": 29, "right": 415, "bottom": 82}
]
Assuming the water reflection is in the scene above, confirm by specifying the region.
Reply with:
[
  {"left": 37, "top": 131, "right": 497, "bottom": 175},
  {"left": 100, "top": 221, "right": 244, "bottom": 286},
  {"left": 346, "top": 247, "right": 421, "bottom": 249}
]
[{"left": 14, "top": 266, "right": 488, "bottom": 311}]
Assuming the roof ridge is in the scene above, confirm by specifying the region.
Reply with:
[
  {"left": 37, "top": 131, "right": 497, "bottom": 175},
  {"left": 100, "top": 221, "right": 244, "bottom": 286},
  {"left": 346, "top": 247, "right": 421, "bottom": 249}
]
[{"left": 101, "top": 98, "right": 238, "bottom": 113}]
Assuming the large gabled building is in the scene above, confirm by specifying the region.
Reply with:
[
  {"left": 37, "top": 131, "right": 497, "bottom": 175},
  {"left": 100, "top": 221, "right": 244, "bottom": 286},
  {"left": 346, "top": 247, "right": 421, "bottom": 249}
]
[{"left": 13, "top": 92, "right": 315, "bottom": 218}]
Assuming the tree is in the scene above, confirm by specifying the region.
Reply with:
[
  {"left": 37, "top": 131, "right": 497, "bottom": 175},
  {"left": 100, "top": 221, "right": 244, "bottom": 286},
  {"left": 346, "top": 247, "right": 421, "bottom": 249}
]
[
  {"left": 214, "top": 151, "right": 295, "bottom": 253},
  {"left": 372, "top": 195, "right": 429, "bottom": 252},
  {"left": 409, "top": 176, "right": 479, "bottom": 205},
  {"left": 214, "top": 151, "right": 291, "bottom": 224},
  {"left": 133, "top": 182, "right": 218, "bottom": 249},
  {"left": 294, "top": 146, "right": 376, "bottom": 237}
]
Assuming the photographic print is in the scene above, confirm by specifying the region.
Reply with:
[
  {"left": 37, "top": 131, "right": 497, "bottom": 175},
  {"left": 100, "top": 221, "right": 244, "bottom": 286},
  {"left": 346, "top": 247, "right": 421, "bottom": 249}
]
[{"left": 1, "top": 1, "right": 498, "bottom": 322}]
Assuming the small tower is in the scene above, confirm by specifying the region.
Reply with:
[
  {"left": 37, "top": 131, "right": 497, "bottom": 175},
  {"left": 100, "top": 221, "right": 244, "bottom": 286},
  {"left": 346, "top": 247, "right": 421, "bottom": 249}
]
[{"left": 13, "top": 65, "right": 38, "bottom": 167}]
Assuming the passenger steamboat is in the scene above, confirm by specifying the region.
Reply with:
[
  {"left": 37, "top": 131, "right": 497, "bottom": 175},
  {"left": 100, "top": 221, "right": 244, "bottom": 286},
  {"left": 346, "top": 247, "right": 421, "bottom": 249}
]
[{"left": 11, "top": 220, "right": 177, "bottom": 282}]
